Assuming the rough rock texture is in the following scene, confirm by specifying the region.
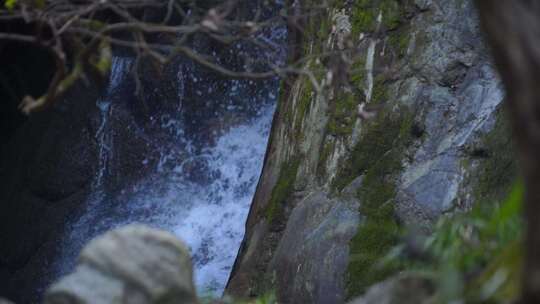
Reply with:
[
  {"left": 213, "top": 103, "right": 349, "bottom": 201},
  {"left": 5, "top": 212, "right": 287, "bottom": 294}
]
[
  {"left": 227, "top": 0, "right": 513, "bottom": 302},
  {"left": 0, "top": 80, "right": 101, "bottom": 301},
  {"left": 45, "top": 225, "right": 197, "bottom": 304},
  {"left": 346, "top": 273, "right": 435, "bottom": 304},
  {"left": 266, "top": 182, "right": 362, "bottom": 304},
  {"left": 0, "top": 59, "right": 184, "bottom": 302},
  {"left": 0, "top": 3, "right": 283, "bottom": 301}
]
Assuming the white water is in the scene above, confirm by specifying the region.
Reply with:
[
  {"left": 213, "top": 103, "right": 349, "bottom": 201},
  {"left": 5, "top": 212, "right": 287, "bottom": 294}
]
[
  {"left": 48, "top": 6, "right": 287, "bottom": 295},
  {"left": 52, "top": 54, "right": 277, "bottom": 295},
  {"left": 123, "top": 105, "right": 274, "bottom": 293},
  {"left": 95, "top": 57, "right": 132, "bottom": 188}
]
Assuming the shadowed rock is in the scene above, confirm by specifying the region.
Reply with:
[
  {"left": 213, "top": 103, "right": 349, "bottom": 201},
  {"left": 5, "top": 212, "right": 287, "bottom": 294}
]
[
  {"left": 347, "top": 273, "right": 435, "bottom": 304},
  {"left": 44, "top": 225, "right": 198, "bottom": 304}
]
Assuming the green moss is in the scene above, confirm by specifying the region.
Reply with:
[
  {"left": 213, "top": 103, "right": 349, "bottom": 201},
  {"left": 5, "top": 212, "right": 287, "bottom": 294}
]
[
  {"left": 327, "top": 93, "right": 357, "bottom": 136},
  {"left": 317, "top": 141, "right": 336, "bottom": 178},
  {"left": 388, "top": 30, "right": 410, "bottom": 58},
  {"left": 92, "top": 40, "right": 112, "bottom": 76},
  {"left": 351, "top": 1, "right": 378, "bottom": 35},
  {"left": 347, "top": 216, "right": 401, "bottom": 295},
  {"left": 325, "top": 56, "right": 372, "bottom": 138},
  {"left": 316, "top": 14, "right": 331, "bottom": 45},
  {"left": 294, "top": 77, "right": 314, "bottom": 140},
  {"left": 371, "top": 74, "right": 389, "bottom": 104},
  {"left": 333, "top": 108, "right": 415, "bottom": 298},
  {"left": 279, "top": 78, "right": 294, "bottom": 125},
  {"left": 265, "top": 158, "right": 301, "bottom": 224},
  {"left": 301, "top": 1, "right": 332, "bottom": 57},
  {"left": 380, "top": 0, "right": 401, "bottom": 29},
  {"left": 471, "top": 110, "right": 518, "bottom": 204},
  {"left": 351, "top": 59, "right": 366, "bottom": 88},
  {"left": 333, "top": 108, "right": 413, "bottom": 191},
  {"left": 351, "top": 0, "right": 403, "bottom": 36}
]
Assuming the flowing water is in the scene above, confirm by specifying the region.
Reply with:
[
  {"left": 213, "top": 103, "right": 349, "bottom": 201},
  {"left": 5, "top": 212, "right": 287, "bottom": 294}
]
[{"left": 50, "top": 22, "right": 286, "bottom": 296}]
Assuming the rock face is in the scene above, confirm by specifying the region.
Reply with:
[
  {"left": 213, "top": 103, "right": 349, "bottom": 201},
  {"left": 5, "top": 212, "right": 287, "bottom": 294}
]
[
  {"left": 0, "top": 1, "right": 515, "bottom": 302},
  {"left": 0, "top": 80, "right": 101, "bottom": 301},
  {"left": 45, "top": 225, "right": 197, "bottom": 304},
  {"left": 346, "top": 273, "right": 435, "bottom": 304},
  {"left": 266, "top": 188, "right": 361, "bottom": 303},
  {"left": 0, "top": 58, "right": 182, "bottom": 302},
  {"left": 0, "top": 298, "right": 15, "bottom": 304},
  {"left": 0, "top": 3, "right": 284, "bottom": 301},
  {"left": 227, "top": 0, "right": 515, "bottom": 302}
]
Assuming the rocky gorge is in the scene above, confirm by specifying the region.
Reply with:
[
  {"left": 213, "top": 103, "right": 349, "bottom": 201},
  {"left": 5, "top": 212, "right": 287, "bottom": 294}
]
[
  {"left": 226, "top": 0, "right": 515, "bottom": 303},
  {"left": 0, "top": 0, "right": 517, "bottom": 303}
]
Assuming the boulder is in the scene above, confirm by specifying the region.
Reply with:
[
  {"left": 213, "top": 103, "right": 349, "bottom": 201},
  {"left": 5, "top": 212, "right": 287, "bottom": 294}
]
[{"left": 44, "top": 225, "right": 197, "bottom": 304}]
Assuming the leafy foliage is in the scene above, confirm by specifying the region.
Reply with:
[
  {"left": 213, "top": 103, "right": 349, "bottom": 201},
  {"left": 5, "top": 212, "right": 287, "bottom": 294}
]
[
  {"left": 4, "top": 0, "right": 16, "bottom": 10},
  {"left": 201, "top": 292, "right": 276, "bottom": 304},
  {"left": 390, "top": 183, "right": 524, "bottom": 303}
]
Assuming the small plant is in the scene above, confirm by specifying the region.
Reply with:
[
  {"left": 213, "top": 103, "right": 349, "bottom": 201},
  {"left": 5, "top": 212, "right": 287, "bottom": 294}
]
[
  {"left": 250, "top": 293, "right": 277, "bottom": 304},
  {"left": 200, "top": 292, "right": 276, "bottom": 304},
  {"left": 4, "top": 0, "right": 16, "bottom": 10},
  {"left": 386, "top": 183, "right": 524, "bottom": 303}
]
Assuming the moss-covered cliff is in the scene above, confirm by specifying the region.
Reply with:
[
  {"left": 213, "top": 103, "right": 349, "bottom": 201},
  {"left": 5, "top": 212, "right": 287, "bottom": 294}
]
[{"left": 226, "top": 0, "right": 515, "bottom": 303}]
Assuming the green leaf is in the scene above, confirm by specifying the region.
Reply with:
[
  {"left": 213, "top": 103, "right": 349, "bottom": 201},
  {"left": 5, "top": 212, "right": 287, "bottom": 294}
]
[
  {"left": 5, "top": 0, "right": 17, "bottom": 10},
  {"left": 487, "top": 181, "right": 523, "bottom": 234}
]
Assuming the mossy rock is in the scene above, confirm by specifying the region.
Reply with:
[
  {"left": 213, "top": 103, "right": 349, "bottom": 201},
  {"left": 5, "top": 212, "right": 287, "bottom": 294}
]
[
  {"left": 293, "top": 77, "right": 315, "bottom": 140},
  {"left": 327, "top": 93, "right": 358, "bottom": 137},
  {"left": 388, "top": 29, "right": 411, "bottom": 58},
  {"left": 317, "top": 140, "right": 336, "bottom": 178},
  {"left": 469, "top": 109, "right": 518, "bottom": 205},
  {"left": 265, "top": 158, "right": 301, "bottom": 224},
  {"left": 351, "top": 0, "right": 404, "bottom": 35},
  {"left": 333, "top": 107, "right": 414, "bottom": 191},
  {"left": 334, "top": 108, "right": 416, "bottom": 299}
]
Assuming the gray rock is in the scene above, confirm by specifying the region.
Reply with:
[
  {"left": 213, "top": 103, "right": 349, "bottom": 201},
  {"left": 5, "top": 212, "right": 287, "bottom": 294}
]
[
  {"left": 267, "top": 190, "right": 360, "bottom": 304},
  {"left": 0, "top": 298, "right": 15, "bottom": 304},
  {"left": 228, "top": 0, "right": 511, "bottom": 302},
  {"left": 396, "top": 61, "right": 504, "bottom": 227},
  {"left": 347, "top": 273, "right": 435, "bottom": 304},
  {"left": 45, "top": 225, "right": 197, "bottom": 304},
  {"left": 340, "top": 176, "right": 364, "bottom": 202},
  {"left": 0, "top": 80, "right": 101, "bottom": 302},
  {"left": 414, "top": 0, "right": 432, "bottom": 10}
]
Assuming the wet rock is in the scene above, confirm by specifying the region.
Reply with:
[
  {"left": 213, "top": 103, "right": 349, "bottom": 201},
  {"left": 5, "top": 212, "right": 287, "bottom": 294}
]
[
  {"left": 347, "top": 274, "right": 435, "bottom": 304},
  {"left": 0, "top": 80, "right": 100, "bottom": 302},
  {"left": 45, "top": 225, "right": 197, "bottom": 304}
]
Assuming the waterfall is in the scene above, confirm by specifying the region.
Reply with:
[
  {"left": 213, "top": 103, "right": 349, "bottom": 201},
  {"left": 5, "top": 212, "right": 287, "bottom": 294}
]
[
  {"left": 50, "top": 56, "right": 135, "bottom": 283},
  {"left": 51, "top": 22, "right": 285, "bottom": 295},
  {"left": 116, "top": 104, "right": 275, "bottom": 293},
  {"left": 95, "top": 57, "right": 132, "bottom": 189}
]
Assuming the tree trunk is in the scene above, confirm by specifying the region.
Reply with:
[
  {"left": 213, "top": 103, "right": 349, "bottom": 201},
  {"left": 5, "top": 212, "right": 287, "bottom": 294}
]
[{"left": 474, "top": 1, "right": 540, "bottom": 303}]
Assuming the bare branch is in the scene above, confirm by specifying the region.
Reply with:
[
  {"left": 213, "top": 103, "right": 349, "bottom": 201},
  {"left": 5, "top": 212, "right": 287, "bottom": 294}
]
[{"left": 0, "top": 0, "right": 332, "bottom": 114}]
